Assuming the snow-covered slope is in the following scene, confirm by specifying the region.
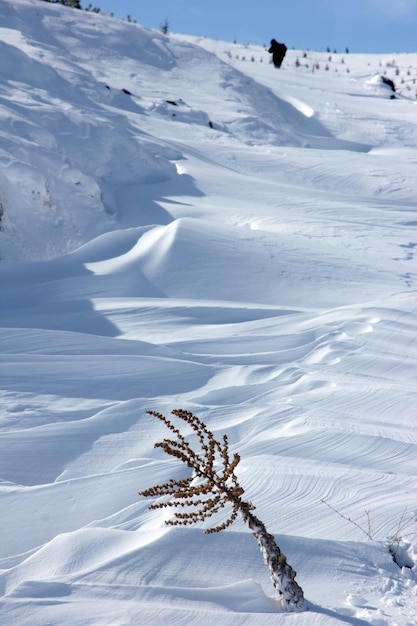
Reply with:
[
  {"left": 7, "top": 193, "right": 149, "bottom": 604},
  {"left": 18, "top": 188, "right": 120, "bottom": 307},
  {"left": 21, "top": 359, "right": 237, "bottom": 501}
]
[{"left": 0, "top": 1, "right": 416, "bottom": 624}]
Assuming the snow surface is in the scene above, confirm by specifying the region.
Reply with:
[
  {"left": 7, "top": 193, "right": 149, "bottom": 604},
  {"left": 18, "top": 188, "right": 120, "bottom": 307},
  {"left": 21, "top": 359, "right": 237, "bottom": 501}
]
[{"left": 1, "top": 1, "right": 417, "bottom": 624}]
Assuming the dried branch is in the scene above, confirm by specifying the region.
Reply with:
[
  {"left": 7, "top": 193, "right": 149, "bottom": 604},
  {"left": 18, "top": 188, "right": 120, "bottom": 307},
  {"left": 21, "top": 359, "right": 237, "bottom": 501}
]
[
  {"left": 139, "top": 409, "right": 305, "bottom": 611},
  {"left": 320, "top": 498, "right": 373, "bottom": 540}
]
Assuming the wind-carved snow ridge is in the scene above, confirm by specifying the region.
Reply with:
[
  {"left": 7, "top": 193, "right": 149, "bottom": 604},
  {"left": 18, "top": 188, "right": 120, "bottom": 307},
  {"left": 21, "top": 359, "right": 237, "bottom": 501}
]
[{"left": 1, "top": 0, "right": 417, "bottom": 624}]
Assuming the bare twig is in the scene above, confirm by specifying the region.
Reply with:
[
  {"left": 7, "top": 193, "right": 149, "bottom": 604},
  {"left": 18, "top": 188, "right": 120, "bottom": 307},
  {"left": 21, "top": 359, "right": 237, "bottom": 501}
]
[
  {"left": 320, "top": 498, "right": 373, "bottom": 540},
  {"left": 321, "top": 499, "right": 417, "bottom": 569}
]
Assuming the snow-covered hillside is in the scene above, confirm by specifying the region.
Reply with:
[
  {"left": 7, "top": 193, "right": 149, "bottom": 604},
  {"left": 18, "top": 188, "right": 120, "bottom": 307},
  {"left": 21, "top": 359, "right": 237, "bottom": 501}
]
[{"left": 0, "top": 1, "right": 416, "bottom": 624}]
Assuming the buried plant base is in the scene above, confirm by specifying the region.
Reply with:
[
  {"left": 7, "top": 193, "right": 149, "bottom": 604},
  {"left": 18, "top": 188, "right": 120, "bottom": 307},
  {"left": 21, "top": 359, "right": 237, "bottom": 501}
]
[{"left": 389, "top": 540, "right": 416, "bottom": 569}]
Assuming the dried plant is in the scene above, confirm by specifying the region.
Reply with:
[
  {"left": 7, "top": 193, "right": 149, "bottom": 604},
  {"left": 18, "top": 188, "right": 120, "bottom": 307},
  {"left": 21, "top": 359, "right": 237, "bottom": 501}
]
[
  {"left": 139, "top": 409, "right": 305, "bottom": 611},
  {"left": 321, "top": 499, "right": 417, "bottom": 568},
  {"left": 321, "top": 498, "right": 374, "bottom": 540}
]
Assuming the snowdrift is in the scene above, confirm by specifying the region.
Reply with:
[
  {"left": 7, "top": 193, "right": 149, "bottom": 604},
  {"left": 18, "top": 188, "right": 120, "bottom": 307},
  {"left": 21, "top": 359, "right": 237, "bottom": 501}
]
[{"left": 1, "top": 1, "right": 417, "bottom": 625}]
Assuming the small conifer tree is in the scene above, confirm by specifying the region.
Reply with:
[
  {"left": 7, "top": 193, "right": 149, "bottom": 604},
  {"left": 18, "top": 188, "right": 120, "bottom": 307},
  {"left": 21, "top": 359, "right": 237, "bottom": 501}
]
[
  {"left": 60, "top": 0, "right": 82, "bottom": 8},
  {"left": 139, "top": 409, "right": 305, "bottom": 611},
  {"left": 160, "top": 18, "right": 169, "bottom": 35}
]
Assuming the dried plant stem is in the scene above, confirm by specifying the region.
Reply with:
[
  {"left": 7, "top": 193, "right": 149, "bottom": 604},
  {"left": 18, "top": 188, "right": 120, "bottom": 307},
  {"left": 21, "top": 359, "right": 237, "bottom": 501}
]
[
  {"left": 241, "top": 504, "right": 305, "bottom": 611},
  {"left": 139, "top": 409, "right": 305, "bottom": 611},
  {"left": 320, "top": 498, "right": 373, "bottom": 540}
]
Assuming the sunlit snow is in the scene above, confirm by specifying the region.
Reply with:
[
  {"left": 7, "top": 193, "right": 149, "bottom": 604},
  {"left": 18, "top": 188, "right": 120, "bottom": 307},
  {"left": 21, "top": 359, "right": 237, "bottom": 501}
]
[{"left": 1, "top": 1, "right": 417, "bottom": 624}]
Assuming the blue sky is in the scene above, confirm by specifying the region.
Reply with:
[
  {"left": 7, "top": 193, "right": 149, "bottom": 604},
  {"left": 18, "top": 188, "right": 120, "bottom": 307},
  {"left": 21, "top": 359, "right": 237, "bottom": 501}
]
[{"left": 89, "top": 0, "right": 417, "bottom": 53}]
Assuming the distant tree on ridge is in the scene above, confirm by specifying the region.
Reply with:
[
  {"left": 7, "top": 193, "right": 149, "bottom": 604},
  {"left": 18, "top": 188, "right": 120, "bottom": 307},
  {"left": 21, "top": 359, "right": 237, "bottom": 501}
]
[{"left": 160, "top": 17, "right": 169, "bottom": 35}]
